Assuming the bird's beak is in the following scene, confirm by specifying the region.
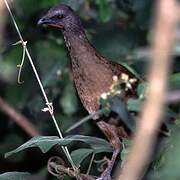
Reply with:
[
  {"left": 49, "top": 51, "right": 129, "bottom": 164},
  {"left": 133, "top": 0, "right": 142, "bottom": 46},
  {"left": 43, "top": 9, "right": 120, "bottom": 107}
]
[
  {"left": 37, "top": 16, "right": 51, "bottom": 25},
  {"left": 37, "top": 16, "right": 64, "bottom": 29}
]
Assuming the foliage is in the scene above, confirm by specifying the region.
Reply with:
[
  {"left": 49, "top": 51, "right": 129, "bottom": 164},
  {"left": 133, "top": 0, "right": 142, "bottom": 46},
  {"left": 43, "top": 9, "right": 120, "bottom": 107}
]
[
  {"left": 0, "top": 172, "right": 30, "bottom": 180},
  {"left": 0, "top": 0, "right": 180, "bottom": 179}
]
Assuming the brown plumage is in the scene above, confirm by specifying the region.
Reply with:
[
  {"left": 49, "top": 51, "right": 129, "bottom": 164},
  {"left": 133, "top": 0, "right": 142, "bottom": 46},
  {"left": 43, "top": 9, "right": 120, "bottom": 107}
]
[
  {"left": 65, "top": 31, "right": 136, "bottom": 115},
  {"left": 38, "top": 4, "right": 138, "bottom": 180}
]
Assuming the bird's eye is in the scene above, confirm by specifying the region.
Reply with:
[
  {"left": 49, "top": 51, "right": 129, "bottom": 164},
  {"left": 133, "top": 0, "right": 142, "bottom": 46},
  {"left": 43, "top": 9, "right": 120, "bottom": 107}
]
[{"left": 57, "top": 14, "right": 64, "bottom": 19}]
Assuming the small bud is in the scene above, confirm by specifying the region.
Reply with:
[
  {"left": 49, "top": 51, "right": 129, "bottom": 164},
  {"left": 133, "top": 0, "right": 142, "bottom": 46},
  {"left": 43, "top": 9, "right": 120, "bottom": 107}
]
[
  {"left": 129, "top": 78, "right": 137, "bottom": 83},
  {"left": 126, "top": 82, "right": 132, "bottom": 90},
  {"left": 101, "top": 93, "right": 108, "bottom": 99},
  {"left": 116, "top": 90, "right": 121, "bottom": 94},
  {"left": 121, "top": 73, "right": 129, "bottom": 81},
  {"left": 42, "top": 107, "right": 49, "bottom": 112},
  {"left": 112, "top": 75, "right": 118, "bottom": 82}
]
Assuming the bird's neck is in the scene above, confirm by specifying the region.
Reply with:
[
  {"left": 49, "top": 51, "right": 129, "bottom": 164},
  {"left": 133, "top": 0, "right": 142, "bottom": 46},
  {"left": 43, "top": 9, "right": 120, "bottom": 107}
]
[
  {"left": 62, "top": 29, "right": 108, "bottom": 84},
  {"left": 62, "top": 30, "right": 93, "bottom": 61}
]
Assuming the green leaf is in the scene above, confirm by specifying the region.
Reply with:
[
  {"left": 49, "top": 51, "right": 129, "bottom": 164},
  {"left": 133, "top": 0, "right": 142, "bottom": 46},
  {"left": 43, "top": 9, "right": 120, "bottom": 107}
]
[
  {"left": 127, "top": 98, "right": 143, "bottom": 112},
  {"left": 71, "top": 148, "right": 93, "bottom": 166},
  {"left": 121, "top": 63, "right": 142, "bottom": 81},
  {"left": 109, "top": 96, "right": 135, "bottom": 131},
  {"left": 5, "top": 136, "right": 59, "bottom": 158},
  {"left": 0, "top": 172, "right": 30, "bottom": 180},
  {"left": 5, "top": 135, "right": 112, "bottom": 158},
  {"left": 148, "top": 128, "right": 180, "bottom": 180},
  {"left": 137, "top": 82, "right": 147, "bottom": 97},
  {"left": 66, "top": 135, "right": 113, "bottom": 153}
]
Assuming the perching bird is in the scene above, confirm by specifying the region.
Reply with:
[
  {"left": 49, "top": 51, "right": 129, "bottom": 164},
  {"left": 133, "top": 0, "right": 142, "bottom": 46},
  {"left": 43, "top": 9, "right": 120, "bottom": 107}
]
[{"left": 38, "top": 4, "right": 138, "bottom": 180}]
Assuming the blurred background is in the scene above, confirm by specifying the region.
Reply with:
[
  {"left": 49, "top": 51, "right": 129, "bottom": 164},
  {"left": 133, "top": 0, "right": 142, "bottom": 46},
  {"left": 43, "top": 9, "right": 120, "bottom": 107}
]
[{"left": 0, "top": 0, "right": 180, "bottom": 179}]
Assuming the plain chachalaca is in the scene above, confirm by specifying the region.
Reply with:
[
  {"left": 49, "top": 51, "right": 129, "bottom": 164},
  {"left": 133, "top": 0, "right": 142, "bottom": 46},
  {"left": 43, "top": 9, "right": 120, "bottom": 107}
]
[{"left": 38, "top": 4, "right": 138, "bottom": 180}]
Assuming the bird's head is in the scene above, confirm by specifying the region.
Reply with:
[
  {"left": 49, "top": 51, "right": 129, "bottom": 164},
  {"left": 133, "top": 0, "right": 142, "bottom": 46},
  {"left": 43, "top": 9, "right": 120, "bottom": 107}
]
[{"left": 38, "top": 4, "right": 84, "bottom": 33}]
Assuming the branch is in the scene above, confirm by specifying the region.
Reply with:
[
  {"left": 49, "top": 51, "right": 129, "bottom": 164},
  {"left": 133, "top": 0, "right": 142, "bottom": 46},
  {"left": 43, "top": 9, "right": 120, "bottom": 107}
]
[
  {"left": 0, "top": 96, "right": 40, "bottom": 137},
  {"left": 0, "top": 0, "right": 5, "bottom": 47},
  {"left": 117, "top": 1, "right": 179, "bottom": 180}
]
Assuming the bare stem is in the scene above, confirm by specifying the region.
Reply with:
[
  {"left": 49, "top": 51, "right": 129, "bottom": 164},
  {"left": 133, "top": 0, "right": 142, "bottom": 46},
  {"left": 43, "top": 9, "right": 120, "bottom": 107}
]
[
  {"left": 3, "top": 0, "right": 76, "bottom": 172},
  {"left": 86, "top": 153, "right": 95, "bottom": 175}
]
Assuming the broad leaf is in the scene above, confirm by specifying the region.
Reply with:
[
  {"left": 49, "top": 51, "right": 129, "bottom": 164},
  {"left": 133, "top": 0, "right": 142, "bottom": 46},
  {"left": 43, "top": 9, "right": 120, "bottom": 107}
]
[
  {"left": 109, "top": 96, "right": 135, "bottom": 131},
  {"left": 5, "top": 136, "right": 59, "bottom": 158},
  {"left": 0, "top": 172, "right": 30, "bottom": 180},
  {"left": 137, "top": 82, "right": 147, "bottom": 97},
  {"left": 71, "top": 148, "right": 93, "bottom": 166},
  {"left": 127, "top": 98, "right": 143, "bottom": 112},
  {"left": 148, "top": 128, "right": 180, "bottom": 180},
  {"left": 66, "top": 135, "right": 113, "bottom": 153},
  {"left": 121, "top": 62, "right": 142, "bottom": 81},
  {"left": 5, "top": 135, "right": 112, "bottom": 158}
]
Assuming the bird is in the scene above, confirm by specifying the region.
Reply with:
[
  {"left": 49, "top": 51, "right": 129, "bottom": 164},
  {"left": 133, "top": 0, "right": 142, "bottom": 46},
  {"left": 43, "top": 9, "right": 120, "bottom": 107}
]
[{"left": 38, "top": 4, "right": 138, "bottom": 180}]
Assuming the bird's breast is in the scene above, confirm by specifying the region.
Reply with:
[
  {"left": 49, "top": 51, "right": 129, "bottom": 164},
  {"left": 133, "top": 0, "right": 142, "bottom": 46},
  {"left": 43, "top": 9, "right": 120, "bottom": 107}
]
[{"left": 70, "top": 54, "right": 114, "bottom": 114}]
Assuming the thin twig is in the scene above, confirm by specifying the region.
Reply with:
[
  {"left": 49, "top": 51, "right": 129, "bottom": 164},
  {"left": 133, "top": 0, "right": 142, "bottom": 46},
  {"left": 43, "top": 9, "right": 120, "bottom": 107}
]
[
  {"left": 13, "top": 40, "right": 27, "bottom": 84},
  {"left": 3, "top": 0, "right": 77, "bottom": 172},
  {"left": 0, "top": 0, "right": 5, "bottom": 47},
  {"left": 0, "top": 96, "right": 39, "bottom": 137},
  {"left": 117, "top": 1, "right": 179, "bottom": 180},
  {"left": 66, "top": 109, "right": 104, "bottom": 133},
  {"left": 86, "top": 153, "right": 95, "bottom": 175},
  {"left": 48, "top": 162, "right": 96, "bottom": 180}
]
